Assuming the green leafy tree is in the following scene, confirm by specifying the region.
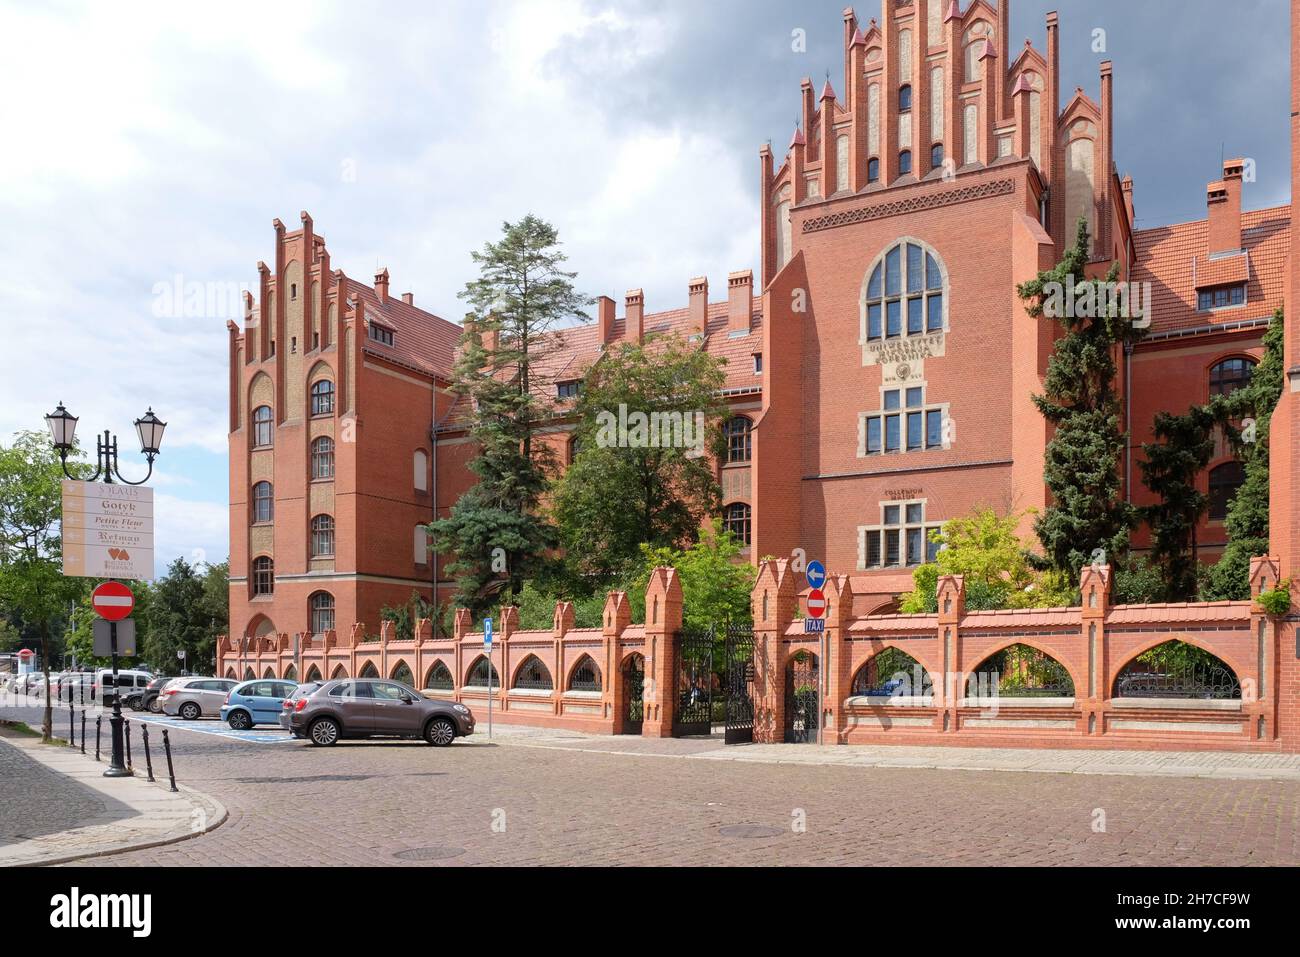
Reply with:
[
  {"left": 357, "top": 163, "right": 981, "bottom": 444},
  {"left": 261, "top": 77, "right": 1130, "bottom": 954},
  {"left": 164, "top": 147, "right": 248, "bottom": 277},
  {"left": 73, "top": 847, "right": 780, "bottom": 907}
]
[
  {"left": 900, "top": 508, "right": 1075, "bottom": 613},
  {"left": 551, "top": 334, "right": 727, "bottom": 591},
  {"left": 432, "top": 215, "right": 589, "bottom": 615},
  {"left": 1138, "top": 405, "right": 1217, "bottom": 601},
  {"left": 1203, "top": 309, "right": 1285, "bottom": 599},
  {"left": 143, "top": 558, "right": 215, "bottom": 673},
  {"left": 1017, "top": 218, "right": 1145, "bottom": 576},
  {"left": 381, "top": 590, "right": 433, "bottom": 642},
  {"left": 513, "top": 580, "right": 610, "bottom": 630},
  {"left": 630, "top": 519, "right": 755, "bottom": 629},
  {"left": 0, "top": 431, "right": 90, "bottom": 741}
]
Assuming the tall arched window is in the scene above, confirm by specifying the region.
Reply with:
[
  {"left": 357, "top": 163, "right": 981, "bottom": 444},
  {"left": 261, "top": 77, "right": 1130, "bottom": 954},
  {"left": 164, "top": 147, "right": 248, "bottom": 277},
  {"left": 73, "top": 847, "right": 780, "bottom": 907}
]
[
  {"left": 867, "top": 157, "right": 880, "bottom": 183},
  {"left": 724, "top": 416, "right": 753, "bottom": 463},
  {"left": 724, "top": 502, "right": 752, "bottom": 546},
  {"left": 310, "top": 514, "right": 334, "bottom": 557},
  {"left": 864, "top": 240, "right": 946, "bottom": 343},
  {"left": 252, "top": 481, "right": 273, "bottom": 523},
  {"left": 1209, "top": 462, "right": 1246, "bottom": 520},
  {"left": 252, "top": 406, "right": 273, "bottom": 448},
  {"left": 413, "top": 449, "right": 428, "bottom": 492},
  {"left": 311, "top": 436, "right": 334, "bottom": 480},
  {"left": 898, "top": 150, "right": 912, "bottom": 175},
  {"left": 310, "top": 379, "right": 334, "bottom": 416},
  {"left": 309, "top": 591, "right": 335, "bottom": 635},
  {"left": 930, "top": 143, "right": 944, "bottom": 171},
  {"left": 1209, "top": 357, "right": 1256, "bottom": 397},
  {"left": 252, "top": 556, "right": 274, "bottom": 596}
]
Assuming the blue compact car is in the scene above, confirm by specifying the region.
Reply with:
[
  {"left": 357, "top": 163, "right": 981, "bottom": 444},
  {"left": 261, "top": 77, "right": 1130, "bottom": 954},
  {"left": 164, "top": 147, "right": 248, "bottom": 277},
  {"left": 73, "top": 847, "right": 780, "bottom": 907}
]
[{"left": 221, "top": 679, "right": 298, "bottom": 729}]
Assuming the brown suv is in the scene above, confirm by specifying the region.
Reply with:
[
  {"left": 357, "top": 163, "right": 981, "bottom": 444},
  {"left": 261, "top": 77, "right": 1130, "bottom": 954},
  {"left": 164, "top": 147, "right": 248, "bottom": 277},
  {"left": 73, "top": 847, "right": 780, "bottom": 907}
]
[{"left": 280, "top": 678, "right": 475, "bottom": 747}]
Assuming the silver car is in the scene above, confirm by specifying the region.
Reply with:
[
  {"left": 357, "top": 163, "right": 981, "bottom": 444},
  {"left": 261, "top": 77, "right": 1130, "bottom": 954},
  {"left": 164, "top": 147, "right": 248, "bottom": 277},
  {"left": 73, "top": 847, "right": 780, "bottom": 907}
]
[{"left": 160, "top": 677, "right": 238, "bottom": 719}]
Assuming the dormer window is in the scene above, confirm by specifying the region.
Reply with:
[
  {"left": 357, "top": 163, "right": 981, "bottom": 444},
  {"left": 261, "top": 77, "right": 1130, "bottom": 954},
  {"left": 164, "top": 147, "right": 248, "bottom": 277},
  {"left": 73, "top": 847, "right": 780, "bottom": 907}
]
[
  {"left": 1197, "top": 284, "right": 1246, "bottom": 311},
  {"left": 368, "top": 323, "right": 395, "bottom": 347},
  {"left": 557, "top": 380, "right": 583, "bottom": 399}
]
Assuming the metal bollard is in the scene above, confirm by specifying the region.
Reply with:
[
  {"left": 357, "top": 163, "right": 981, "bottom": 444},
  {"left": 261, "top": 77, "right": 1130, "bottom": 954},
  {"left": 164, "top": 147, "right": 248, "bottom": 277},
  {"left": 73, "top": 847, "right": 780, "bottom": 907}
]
[
  {"left": 161, "top": 728, "right": 178, "bottom": 792},
  {"left": 141, "top": 724, "right": 155, "bottom": 782},
  {"left": 124, "top": 718, "right": 133, "bottom": 771},
  {"left": 69, "top": 703, "right": 75, "bottom": 747},
  {"left": 95, "top": 715, "right": 102, "bottom": 761},
  {"left": 81, "top": 711, "right": 86, "bottom": 754}
]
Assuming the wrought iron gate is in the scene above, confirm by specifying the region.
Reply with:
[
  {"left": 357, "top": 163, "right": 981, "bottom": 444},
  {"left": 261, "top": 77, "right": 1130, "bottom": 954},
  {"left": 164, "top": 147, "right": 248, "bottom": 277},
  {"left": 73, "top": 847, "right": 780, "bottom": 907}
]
[
  {"left": 785, "top": 650, "right": 820, "bottom": 743},
  {"left": 722, "top": 623, "right": 754, "bottom": 744},
  {"left": 623, "top": 654, "right": 644, "bottom": 734},
  {"left": 673, "top": 626, "right": 713, "bottom": 736}
]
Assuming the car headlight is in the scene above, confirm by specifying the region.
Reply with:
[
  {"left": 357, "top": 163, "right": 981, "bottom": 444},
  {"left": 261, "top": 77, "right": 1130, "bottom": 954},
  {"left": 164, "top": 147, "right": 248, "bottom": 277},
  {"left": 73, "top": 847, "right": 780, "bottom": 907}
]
[{"left": 452, "top": 704, "right": 470, "bottom": 714}]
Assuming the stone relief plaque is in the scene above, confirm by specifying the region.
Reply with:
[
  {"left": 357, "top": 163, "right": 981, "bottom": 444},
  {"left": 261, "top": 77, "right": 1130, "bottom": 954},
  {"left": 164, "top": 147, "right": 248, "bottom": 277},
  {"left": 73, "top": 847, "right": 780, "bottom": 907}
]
[{"left": 862, "top": 331, "right": 945, "bottom": 367}]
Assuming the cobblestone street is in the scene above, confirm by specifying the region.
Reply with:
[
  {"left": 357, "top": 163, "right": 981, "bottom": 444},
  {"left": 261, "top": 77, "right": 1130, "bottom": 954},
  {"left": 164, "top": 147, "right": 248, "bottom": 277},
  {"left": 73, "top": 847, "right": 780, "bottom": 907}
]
[{"left": 4, "top": 702, "right": 1296, "bottom": 867}]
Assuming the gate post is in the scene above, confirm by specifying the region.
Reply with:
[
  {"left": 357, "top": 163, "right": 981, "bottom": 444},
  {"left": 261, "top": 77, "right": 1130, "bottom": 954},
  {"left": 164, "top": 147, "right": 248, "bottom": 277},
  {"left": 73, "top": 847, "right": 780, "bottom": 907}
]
[
  {"left": 641, "top": 567, "right": 682, "bottom": 737},
  {"left": 752, "top": 559, "right": 796, "bottom": 743},
  {"left": 823, "top": 574, "right": 855, "bottom": 744},
  {"left": 603, "top": 591, "right": 630, "bottom": 732}
]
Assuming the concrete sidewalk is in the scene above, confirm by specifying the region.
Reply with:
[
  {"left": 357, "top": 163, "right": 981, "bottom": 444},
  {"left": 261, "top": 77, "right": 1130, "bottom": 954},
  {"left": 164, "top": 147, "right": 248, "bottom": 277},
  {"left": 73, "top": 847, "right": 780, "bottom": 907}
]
[
  {"left": 480, "top": 723, "right": 1300, "bottom": 782},
  {"left": 0, "top": 727, "right": 226, "bottom": 867}
]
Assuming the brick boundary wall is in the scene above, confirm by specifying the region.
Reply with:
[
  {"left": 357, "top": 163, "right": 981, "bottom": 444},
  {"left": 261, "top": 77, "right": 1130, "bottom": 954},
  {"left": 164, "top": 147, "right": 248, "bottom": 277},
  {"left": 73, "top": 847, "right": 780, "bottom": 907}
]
[{"left": 752, "top": 556, "right": 1298, "bottom": 753}]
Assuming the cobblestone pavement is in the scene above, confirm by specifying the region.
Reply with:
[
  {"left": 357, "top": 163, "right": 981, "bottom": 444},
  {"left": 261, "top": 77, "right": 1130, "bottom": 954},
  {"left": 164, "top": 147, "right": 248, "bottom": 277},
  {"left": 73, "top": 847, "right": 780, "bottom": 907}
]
[
  {"left": 4, "top": 701, "right": 1298, "bottom": 866},
  {"left": 0, "top": 726, "right": 132, "bottom": 845}
]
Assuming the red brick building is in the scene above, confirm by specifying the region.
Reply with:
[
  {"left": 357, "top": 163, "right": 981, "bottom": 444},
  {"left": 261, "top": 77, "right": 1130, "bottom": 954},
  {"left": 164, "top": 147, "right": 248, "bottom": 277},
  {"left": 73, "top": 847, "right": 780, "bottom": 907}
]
[{"left": 226, "top": 1, "right": 1291, "bottom": 644}]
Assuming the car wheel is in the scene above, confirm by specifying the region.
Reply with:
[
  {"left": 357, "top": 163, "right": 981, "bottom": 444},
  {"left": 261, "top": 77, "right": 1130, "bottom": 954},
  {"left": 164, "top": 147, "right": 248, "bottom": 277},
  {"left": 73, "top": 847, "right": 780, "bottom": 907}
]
[
  {"left": 147, "top": 698, "right": 162, "bottom": 714},
  {"left": 227, "top": 711, "right": 252, "bottom": 731},
  {"left": 425, "top": 717, "right": 456, "bottom": 747},
  {"left": 179, "top": 702, "right": 201, "bottom": 720},
  {"left": 309, "top": 717, "right": 340, "bottom": 747}
]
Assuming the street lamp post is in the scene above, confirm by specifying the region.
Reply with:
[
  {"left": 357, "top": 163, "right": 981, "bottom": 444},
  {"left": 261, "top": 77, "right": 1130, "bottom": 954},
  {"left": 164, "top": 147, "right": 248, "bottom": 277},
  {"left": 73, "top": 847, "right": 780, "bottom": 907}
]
[{"left": 45, "top": 402, "right": 166, "bottom": 778}]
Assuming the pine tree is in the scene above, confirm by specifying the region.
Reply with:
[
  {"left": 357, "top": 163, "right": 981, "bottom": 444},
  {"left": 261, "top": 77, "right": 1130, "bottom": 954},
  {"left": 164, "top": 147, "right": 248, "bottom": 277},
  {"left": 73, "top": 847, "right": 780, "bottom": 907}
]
[
  {"left": 431, "top": 216, "right": 590, "bottom": 614},
  {"left": 1139, "top": 405, "right": 1217, "bottom": 600},
  {"left": 1017, "top": 218, "right": 1147, "bottom": 576},
  {"left": 1203, "top": 308, "right": 1285, "bottom": 599}
]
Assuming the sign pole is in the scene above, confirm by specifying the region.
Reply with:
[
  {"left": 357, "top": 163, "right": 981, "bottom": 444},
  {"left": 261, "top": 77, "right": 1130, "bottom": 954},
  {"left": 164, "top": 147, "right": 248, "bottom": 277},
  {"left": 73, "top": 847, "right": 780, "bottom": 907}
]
[
  {"left": 104, "top": 616, "right": 131, "bottom": 777},
  {"left": 485, "top": 617, "right": 494, "bottom": 740}
]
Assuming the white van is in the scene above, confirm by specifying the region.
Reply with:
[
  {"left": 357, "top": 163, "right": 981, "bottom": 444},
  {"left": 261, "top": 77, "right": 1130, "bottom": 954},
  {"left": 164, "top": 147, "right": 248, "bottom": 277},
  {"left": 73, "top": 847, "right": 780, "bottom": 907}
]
[{"left": 90, "top": 669, "right": 153, "bottom": 704}]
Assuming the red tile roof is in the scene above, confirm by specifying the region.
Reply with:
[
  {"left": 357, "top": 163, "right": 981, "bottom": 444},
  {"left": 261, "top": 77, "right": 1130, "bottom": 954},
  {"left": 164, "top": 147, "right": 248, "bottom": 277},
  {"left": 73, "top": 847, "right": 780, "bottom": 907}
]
[
  {"left": 343, "top": 278, "right": 461, "bottom": 378},
  {"left": 1132, "top": 204, "right": 1289, "bottom": 334}
]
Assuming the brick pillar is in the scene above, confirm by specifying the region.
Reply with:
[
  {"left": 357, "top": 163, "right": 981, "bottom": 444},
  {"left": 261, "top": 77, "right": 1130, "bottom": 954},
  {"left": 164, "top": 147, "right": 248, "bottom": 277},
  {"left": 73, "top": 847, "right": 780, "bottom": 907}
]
[
  {"left": 641, "top": 567, "right": 682, "bottom": 738},
  {"left": 553, "top": 601, "right": 574, "bottom": 715},
  {"left": 452, "top": 608, "right": 472, "bottom": 701},
  {"left": 822, "top": 574, "right": 855, "bottom": 744},
  {"left": 1249, "top": 556, "right": 1283, "bottom": 741},
  {"left": 603, "top": 591, "right": 631, "bottom": 732},
  {"left": 497, "top": 605, "right": 518, "bottom": 712},
  {"left": 1079, "top": 564, "right": 1112, "bottom": 735},
  {"left": 936, "top": 574, "right": 965, "bottom": 733},
  {"left": 752, "top": 559, "right": 796, "bottom": 743}
]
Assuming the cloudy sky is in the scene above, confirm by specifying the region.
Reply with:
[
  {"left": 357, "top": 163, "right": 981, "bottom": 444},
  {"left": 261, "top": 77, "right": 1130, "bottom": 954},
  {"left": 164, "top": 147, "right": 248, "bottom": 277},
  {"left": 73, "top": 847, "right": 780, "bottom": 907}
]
[{"left": 0, "top": 0, "right": 1290, "bottom": 577}]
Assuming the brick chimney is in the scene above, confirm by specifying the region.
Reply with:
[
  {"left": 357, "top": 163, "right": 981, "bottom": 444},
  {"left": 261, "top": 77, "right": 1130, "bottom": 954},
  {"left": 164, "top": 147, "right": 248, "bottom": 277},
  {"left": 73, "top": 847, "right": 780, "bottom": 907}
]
[
  {"left": 374, "top": 267, "right": 390, "bottom": 303},
  {"left": 727, "top": 270, "right": 754, "bottom": 334},
  {"left": 401, "top": 292, "right": 413, "bottom": 306},
  {"left": 1206, "top": 159, "right": 1245, "bottom": 255},
  {"left": 688, "top": 277, "right": 709, "bottom": 337},
  {"left": 624, "top": 289, "right": 644, "bottom": 344},
  {"left": 596, "top": 295, "right": 616, "bottom": 343}
]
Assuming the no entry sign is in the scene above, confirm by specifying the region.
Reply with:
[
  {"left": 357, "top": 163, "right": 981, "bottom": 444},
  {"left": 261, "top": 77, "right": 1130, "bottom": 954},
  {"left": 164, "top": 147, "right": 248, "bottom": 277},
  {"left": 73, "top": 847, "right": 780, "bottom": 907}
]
[
  {"left": 806, "top": 588, "right": 826, "bottom": 619},
  {"left": 91, "top": 581, "right": 135, "bottom": 621}
]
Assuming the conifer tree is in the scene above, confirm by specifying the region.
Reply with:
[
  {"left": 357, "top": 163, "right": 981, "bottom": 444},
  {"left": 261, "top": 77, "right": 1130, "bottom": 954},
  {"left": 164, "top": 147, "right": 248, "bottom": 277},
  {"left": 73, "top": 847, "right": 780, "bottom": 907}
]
[{"left": 1139, "top": 405, "right": 1217, "bottom": 600}]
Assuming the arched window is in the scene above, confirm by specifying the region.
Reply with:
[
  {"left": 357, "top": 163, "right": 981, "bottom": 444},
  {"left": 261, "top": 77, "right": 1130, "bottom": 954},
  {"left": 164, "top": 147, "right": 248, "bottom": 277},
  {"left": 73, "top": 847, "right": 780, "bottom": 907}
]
[
  {"left": 851, "top": 648, "right": 930, "bottom": 696},
  {"left": 867, "top": 157, "right": 880, "bottom": 183},
  {"left": 513, "top": 655, "right": 553, "bottom": 690},
  {"left": 305, "top": 665, "right": 322, "bottom": 683},
  {"left": 310, "top": 379, "right": 335, "bottom": 416},
  {"left": 310, "top": 514, "right": 334, "bottom": 557},
  {"left": 724, "top": 416, "right": 753, "bottom": 463},
  {"left": 898, "top": 149, "right": 912, "bottom": 175},
  {"left": 1209, "top": 357, "right": 1256, "bottom": 397},
  {"left": 930, "top": 143, "right": 944, "bottom": 170},
  {"left": 284, "top": 664, "right": 298, "bottom": 682},
  {"left": 413, "top": 449, "right": 428, "bottom": 492},
  {"left": 466, "top": 656, "right": 499, "bottom": 687},
  {"left": 252, "top": 406, "right": 273, "bottom": 448},
  {"left": 568, "top": 655, "right": 602, "bottom": 692},
  {"left": 252, "top": 556, "right": 274, "bottom": 597},
  {"left": 311, "top": 436, "right": 334, "bottom": 480},
  {"left": 864, "top": 240, "right": 946, "bottom": 342},
  {"left": 898, "top": 84, "right": 912, "bottom": 112},
  {"left": 309, "top": 591, "right": 334, "bottom": 635},
  {"left": 413, "top": 525, "right": 429, "bottom": 565},
  {"left": 1113, "top": 640, "right": 1241, "bottom": 699},
  {"left": 1209, "top": 461, "right": 1246, "bottom": 520},
  {"left": 967, "top": 644, "right": 1074, "bottom": 698},
  {"left": 252, "top": 481, "right": 273, "bottom": 523},
  {"left": 424, "top": 662, "right": 454, "bottom": 691},
  {"left": 359, "top": 661, "right": 379, "bottom": 679},
  {"left": 724, "top": 502, "right": 752, "bottom": 547},
  {"left": 390, "top": 661, "right": 414, "bottom": 687}
]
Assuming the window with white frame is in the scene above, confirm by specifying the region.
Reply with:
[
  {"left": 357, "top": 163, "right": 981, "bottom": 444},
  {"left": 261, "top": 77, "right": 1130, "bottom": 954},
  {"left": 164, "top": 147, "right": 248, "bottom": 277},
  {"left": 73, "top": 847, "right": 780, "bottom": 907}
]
[
  {"left": 864, "top": 241, "right": 945, "bottom": 342},
  {"left": 862, "top": 385, "right": 946, "bottom": 455},
  {"left": 860, "top": 501, "right": 942, "bottom": 569}
]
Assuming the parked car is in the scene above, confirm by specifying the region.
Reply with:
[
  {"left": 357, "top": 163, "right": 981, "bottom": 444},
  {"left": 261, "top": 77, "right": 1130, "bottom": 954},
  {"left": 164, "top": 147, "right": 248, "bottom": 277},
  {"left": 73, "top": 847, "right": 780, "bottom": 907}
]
[
  {"left": 221, "top": 679, "right": 298, "bottom": 729},
  {"left": 89, "top": 669, "right": 153, "bottom": 705},
  {"left": 280, "top": 679, "right": 474, "bottom": 747},
  {"left": 160, "top": 677, "right": 238, "bottom": 719},
  {"left": 131, "top": 676, "right": 177, "bottom": 713}
]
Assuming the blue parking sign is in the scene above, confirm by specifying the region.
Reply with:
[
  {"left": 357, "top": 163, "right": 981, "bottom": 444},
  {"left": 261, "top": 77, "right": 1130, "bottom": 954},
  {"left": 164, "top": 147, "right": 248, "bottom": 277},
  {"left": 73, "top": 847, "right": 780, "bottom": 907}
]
[
  {"left": 484, "top": 618, "right": 493, "bottom": 648},
  {"left": 806, "top": 560, "right": 826, "bottom": 590}
]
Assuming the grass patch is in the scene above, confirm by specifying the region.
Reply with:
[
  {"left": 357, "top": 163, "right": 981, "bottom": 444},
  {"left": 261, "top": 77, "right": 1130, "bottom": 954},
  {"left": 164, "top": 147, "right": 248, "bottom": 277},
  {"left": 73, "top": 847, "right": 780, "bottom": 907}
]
[{"left": 0, "top": 719, "right": 69, "bottom": 745}]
